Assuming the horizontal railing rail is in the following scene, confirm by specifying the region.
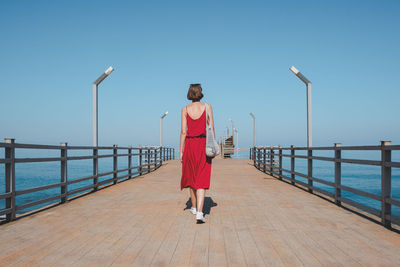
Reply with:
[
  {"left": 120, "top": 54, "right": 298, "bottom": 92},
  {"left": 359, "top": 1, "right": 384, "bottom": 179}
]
[
  {"left": 249, "top": 141, "right": 400, "bottom": 229},
  {"left": 0, "top": 138, "right": 175, "bottom": 223}
]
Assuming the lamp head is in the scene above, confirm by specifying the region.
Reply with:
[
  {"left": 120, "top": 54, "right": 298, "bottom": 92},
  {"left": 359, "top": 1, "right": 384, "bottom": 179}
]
[
  {"left": 290, "top": 65, "right": 311, "bottom": 84},
  {"left": 161, "top": 111, "right": 168, "bottom": 119},
  {"left": 94, "top": 66, "right": 115, "bottom": 85},
  {"left": 105, "top": 66, "right": 114, "bottom": 75},
  {"left": 249, "top": 112, "right": 255, "bottom": 119},
  {"left": 290, "top": 66, "right": 299, "bottom": 75}
]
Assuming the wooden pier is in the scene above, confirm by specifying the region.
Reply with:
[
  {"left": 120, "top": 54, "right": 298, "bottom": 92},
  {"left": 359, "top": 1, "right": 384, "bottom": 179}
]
[{"left": 1, "top": 158, "right": 400, "bottom": 266}]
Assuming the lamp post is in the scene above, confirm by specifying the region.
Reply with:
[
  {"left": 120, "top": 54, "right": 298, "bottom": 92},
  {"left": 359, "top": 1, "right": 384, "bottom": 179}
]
[
  {"left": 160, "top": 111, "right": 168, "bottom": 147},
  {"left": 228, "top": 118, "right": 234, "bottom": 145},
  {"left": 289, "top": 66, "right": 312, "bottom": 147},
  {"left": 234, "top": 128, "right": 239, "bottom": 156},
  {"left": 93, "top": 66, "right": 114, "bottom": 147},
  {"left": 249, "top": 112, "right": 256, "bottom": 147}
]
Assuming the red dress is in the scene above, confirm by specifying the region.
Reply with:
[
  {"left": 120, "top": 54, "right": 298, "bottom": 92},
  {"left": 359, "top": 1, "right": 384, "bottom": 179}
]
[{"left": 181, "top": 108, "right": 212, "bottom": 190}]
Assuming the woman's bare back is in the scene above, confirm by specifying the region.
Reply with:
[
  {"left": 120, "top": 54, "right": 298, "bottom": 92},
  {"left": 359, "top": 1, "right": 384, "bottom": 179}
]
[{"left": 186, "top": 102, "right": 206, "bottom": 120}]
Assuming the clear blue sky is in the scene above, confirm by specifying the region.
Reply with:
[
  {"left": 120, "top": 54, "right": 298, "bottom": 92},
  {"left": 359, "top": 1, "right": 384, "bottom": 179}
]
[{"left": 1, "top": 0, "right": 399, "bottom": 149}]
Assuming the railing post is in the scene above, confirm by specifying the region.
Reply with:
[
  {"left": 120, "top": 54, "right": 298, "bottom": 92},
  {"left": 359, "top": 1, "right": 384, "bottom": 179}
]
[
  {"left": 290, "top": 145, "right": 295, "bottom": 185},
  {"left": 254, "top": 148, "right": 258, "bottom": 169},
  {"left": 160, "top": 148, "right": 162, "bottom": 166},
  {"left": 60, "top": 142, "right": 68, "bottom": 203},
  {"left": 308, "top": 148, "right": 313, "bottom": 193},
  {"left": 158, "top": 148, "right": 161, "bottom": 168},
  {"left": 270, "top": 147, "right": 274, "bottom": 175},
  {"left": 257, "top": 148, "right": 261, "bottom": 170},
  {"left": 334, "top": 143, "right": 342, "bottom": 205},
  {"left": 263, "top": 148, "right": 266, "bottom": 173},
  {"left": 249, "top": 147, "right": 252, "bottom": 160},
  {"left": 154, "top": 148, "right": 157, "bottom": 169},
  {"left": 113, "top": 145, "right": 118, "bottom": 184},
  {"left": 173, "top": 148, "right": 175, "bottom": 160},
  {"left": 4, "top": 138, "right": 16, "bottom": 221},
  {"left": 381, "top": 140, "right": 392, "bottom": 228},
  {"left": 254, "top": 148, "right": 257, "bottom": 168},
  {"left": 147, "top": 148, "right": 151, "bottom": 173},
  {"left": 256, "top": 148, "right": 259, "bottom": 168},
  {"left": 155, "top": 148, "right": 158, "bottom": 169},
  {"left": 154, "top": 148, "right": 156, "bottom": 169},
  {"left": 160, "top": 147, "right": 163, "bottom": 166},
  {"left": 278, "top": 146, "right": 282, "bottom": 180},
  {"left": 128, "top": 146, "right": 132, "bottom": 179},
  {"left": 253, "top": 147, "right": 256, "bottom": 166},
  {"left": 139, "top": 147, "right": 143, "bottom": 176},
  {"left": 93, "top": 147, "right": 98, "bottom": 191}
]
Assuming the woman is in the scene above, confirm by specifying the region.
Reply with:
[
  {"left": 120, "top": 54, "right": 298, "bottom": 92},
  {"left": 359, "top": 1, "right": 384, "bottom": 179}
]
[{"left": 180, "top": 84, "right": 214, "bottom": 224}]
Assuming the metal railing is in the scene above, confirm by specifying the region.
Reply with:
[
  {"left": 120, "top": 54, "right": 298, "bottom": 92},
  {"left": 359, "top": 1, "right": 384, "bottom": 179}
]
[
  {"left": 0, "top": 138, "right": 175, "bottom": 223},
  {"left": 250, "top": 141, "right": 400, "bottom": 229}
]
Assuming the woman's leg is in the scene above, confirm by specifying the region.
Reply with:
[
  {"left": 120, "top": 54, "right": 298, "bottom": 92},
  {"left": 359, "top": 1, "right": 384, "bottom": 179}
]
[
  {"left": 196, "top": 189, "right": 205, "bottom": 213},
  {"left": 190, "top": 187, "right": 197, "bottom": 209}
]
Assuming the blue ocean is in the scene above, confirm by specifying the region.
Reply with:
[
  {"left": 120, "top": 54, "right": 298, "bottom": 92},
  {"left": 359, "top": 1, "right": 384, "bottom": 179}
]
[{"left": 1, "top": 147, "right": 399, "bottom": 222}]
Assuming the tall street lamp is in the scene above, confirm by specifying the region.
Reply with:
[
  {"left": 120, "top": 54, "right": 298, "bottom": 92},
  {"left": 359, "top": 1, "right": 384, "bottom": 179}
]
[
  {"left": 249, "top": 112, "right": 256, "bottom": 147},
  {"left": 93, "top": 66, "right": 114, "bottom": 147},
  {"left": 234, "top": 128, "right": 239, "bottom": 156},
  {"left": 290, "top": 66, "right": 312, "bottom": 147},
  {"left": 160, "top": 111, "right": 168, "bottom": 147}
]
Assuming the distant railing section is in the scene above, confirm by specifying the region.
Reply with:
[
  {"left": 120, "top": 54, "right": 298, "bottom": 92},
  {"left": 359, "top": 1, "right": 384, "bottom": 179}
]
[
  {"left": 0, "top": 138, "right": 175, "bottom": 223},
  {"left": 230, "top": 148, "right": 250, "bottom": 159},
  {"left": 250, "top": 141, "right": 400, "bottom": 229}
]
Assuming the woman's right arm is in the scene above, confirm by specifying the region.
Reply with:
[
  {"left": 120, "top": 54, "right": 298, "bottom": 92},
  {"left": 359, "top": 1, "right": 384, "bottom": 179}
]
[{"left": 179, "top": 107, "right": 187, "bottom": 162}]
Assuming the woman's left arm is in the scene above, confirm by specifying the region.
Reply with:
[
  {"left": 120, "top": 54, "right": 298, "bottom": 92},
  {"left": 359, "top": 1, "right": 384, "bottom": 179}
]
[
  {"left": 179, "top": 107, "right": 187, "bottom": 162},
  {"left": 208, "top": 104, "right": 216, "bottom": 136}
]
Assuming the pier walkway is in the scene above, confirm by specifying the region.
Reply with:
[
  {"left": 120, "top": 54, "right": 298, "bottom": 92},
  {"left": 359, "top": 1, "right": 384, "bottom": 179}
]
[{"left": 1, "top": 159, "right": 400, "bottom": 266}]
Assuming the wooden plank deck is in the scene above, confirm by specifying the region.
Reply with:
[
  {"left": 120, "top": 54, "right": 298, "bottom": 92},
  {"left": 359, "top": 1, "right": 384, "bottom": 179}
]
[{"left": 1, "top": 158, "right": 400, "bottom": 266}]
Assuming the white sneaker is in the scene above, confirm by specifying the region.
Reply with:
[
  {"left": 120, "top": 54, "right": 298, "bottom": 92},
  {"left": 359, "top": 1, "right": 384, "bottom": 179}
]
[
  {"left": 190, "top": 207, "right": 197, "bottom": 215},
  {"left": 196, "top": 212, "right": 205, "bottom": 224}
]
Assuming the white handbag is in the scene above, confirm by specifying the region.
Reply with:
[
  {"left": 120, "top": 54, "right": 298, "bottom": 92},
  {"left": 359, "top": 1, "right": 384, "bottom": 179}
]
[{"left": 205, "top": 103, "right": 220, "bottom": 158}]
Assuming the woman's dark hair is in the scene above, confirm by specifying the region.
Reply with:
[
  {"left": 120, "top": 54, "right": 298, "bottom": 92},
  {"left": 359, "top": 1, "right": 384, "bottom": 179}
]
[{"left": 187, "top": 84, "right": 204, "bottom": 102}]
